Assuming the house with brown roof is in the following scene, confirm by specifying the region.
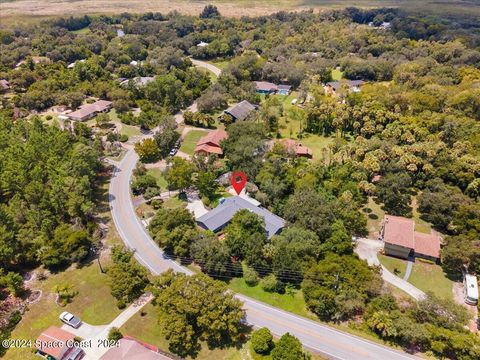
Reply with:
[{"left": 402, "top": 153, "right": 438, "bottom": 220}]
[
  {"left": 254, "top": 81, "right": 292, "bottom": 95},
  {"left": 278, "top": 139, "right": 313, "bottom": 159},
  {"left": 68, "top": 100, "right": 113, "bottom": 121},
  {"left": 36, "top": 326, "right": 84, "bottom": 360},
  {"left": 380, "top": 215, "right": 441, "bottom": 261},
  {"left": 194, "top": 129, "right": 228, "bottom": 156},
  {"left": 255, "top": 81, "right": 278, "bottom": 94}
]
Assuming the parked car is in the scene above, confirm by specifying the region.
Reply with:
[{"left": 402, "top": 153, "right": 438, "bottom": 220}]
[
  {"left": 65, "top": 347, "right": 84, "bottom": 360},
  {"left": 169, "top": 148, "right": 178, "bottom": 156},
  {"left": 59, "top": 312, "right": 82, "bottom": 328}
]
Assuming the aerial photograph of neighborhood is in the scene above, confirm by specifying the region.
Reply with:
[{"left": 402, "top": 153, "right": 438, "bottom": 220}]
[{"left": 0, "top": 0, "right": 479, "bottom": 359}]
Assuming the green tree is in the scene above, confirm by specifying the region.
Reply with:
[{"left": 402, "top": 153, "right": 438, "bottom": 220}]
[
  {"left": 271, "top": 333, "right": 309, "bottom": 360},
  {"left": 251, "top": 327, "right": 273, "bottom": 355},
  {"left": 224, "top": 210, "right": 268, "bottom": 270},
  {"left": 375, "top": 172, "right": 412, "bottom": 216},
  {"left": 135, "top": 138, "right": 161, "bottom": 163},
  {"left": 151, "top": 271, "right": 244, "bottom": 357},
  {"left": 165, "top": 157, "right": 195, "bottom": 192},
  {"left": 149, "top": 208, "right": 197, "bottom": 257},
  {"left": 107, "top": 247, "right": 150, "bottom": 303},
  {"left": 195, "top": 171, "right": 218, "bottom": 200},
  {"left": 190, "top": 234, "right": 240, "bottom": 279}
]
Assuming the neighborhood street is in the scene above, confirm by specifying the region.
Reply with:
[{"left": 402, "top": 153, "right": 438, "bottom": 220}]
[{"left": 109, "top": 148, "right": 420, "bottom": 360}]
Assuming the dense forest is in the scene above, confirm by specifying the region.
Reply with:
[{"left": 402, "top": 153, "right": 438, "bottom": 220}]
[{"left": 0, "top": 5, "right": 479, "bottom": 359}]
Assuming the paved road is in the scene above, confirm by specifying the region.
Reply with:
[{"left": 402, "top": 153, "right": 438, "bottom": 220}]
[
  {"left": 190, "top": 58, "right": 222, "bottom": 77},
  {"left": 109, "top": 149, "right": 420, "bottom": 360},
  {"left": 355, "top": 238, "right": 425, "bottom": 300}
]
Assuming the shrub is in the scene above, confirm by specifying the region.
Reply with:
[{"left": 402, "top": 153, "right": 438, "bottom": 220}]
[
  {"left": 108, "top": 327, "right": 123, "bottom": 341},
  {"left": 244, "top": 266, "right": 259, "bottom": 286},
  {"left": 260, "top": 274, "right": 278, "bottom": 292},
  {"left": 119, "top": 134, "right": 128, "bottom": 142},
  {"left": 45, "top": 115, "right": 53, "bottom": 120},
  {"left": 149, "top": 199, "right": 163, "bottom": 209},
  {"left": 116, "top": 299, "right": 126, "bottom": 309},
  {"left": 54, "top": 283, "right": 77, "bottom": 306},
  {"left": 144, "top": 187, "right": 159, "bottom": 199},
  {"left": 251, "top": 327, "right": 273, "bottom": 355}
]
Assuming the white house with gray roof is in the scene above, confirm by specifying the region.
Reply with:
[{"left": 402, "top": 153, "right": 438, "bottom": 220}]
[{"left": 196, "top": 196, "right": 285, "bottom": 238}]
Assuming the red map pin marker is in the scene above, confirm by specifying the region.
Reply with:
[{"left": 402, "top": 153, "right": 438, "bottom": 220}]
[{"left": 231, "top": 171, "right": 247, "bottom": 195}]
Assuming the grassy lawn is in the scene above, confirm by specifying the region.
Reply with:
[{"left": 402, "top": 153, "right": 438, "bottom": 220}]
[
  {"left": 378, "top": 254, "right": 407, "bottom": 278},
  {"left": 108, "top": 109, "right": 142, "bottom": 137},
  {"left": 363, "top": 197, "right": 385, "bottom": 238},
  {"left": 121, "top": 303, "right": 250, "bottom": 360},
  {"left": 228, "top": 278, "right": 315, "bottom": 320},
  {"left": 4, "top": 261, "right": 120, "bottom": 360},
  {"left": 208, "top": 59, "right": 230, "bottom": 69},
  {"left": 408, "top": 261, "right": 453, "bottom": 300},
  {"left": 71, "top": 27, "right": 91, "bottom": 34},
  {"left": 163, "top": 194, "right": 187, "bottom": 209},
  {"left": 411, "top": 196, "right": 432, "bottom": 234},
  {"left": 179, "top": 129, "right": 208, "bottom": 155},
  {"left": 147, "top": 168, "right": 168, "bottom": 189},
  {"left": 331, "top": 69, "right": 343, "bottom": 81}
]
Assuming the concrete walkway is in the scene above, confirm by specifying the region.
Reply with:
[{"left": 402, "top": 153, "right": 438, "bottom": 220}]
[
  {"left": 403, "top": 259, "right": 414, "bottom": 281},
  {"left": 355, "top": 238, "right": 426, "bottom": 300},
  {"left": 62, "top": 293, "right": 153, "bottom": 360}
]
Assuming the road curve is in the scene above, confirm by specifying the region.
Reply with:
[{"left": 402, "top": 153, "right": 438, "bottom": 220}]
[
  {"left": 108, "top": 148, "right": 420, "bottom": 360},
  {"left": 190, "top": 58, "right": 222, "bottom": 77}
]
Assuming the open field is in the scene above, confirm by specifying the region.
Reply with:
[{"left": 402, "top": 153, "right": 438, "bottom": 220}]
[{"left": 2, "top": 0, "right": 480, "bottom": 25}]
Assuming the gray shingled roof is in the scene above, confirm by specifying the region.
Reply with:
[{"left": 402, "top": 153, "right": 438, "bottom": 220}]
[
  {"left": 326, "top": 80, "right": 365, "bottom": 90},
  {"left": 224, "top": 100, "right": 256, "bottom": 121},
  {"left": 197, "top": 196, "right": 285, "bottom": 238}
]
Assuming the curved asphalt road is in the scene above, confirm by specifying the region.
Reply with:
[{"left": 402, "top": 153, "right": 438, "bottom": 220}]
[{"left": 108, "top": 59, "right": 420, "bottom": 360}]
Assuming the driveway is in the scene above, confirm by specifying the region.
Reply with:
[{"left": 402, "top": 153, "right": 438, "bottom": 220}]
[
  {"left": 186, "top": 193, "right": 208, "bottom": 219},
  {"left": 63, "top": 293, "right": 153, "bottom": 360},
  {"left": 355, "top": 238, "right": 426, "bottom": 300}
]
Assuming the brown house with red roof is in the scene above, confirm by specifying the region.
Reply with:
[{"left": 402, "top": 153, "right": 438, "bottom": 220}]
[
  {"left": 194, "top": 129, "right": 228, "bottom": 156},
  {"left": 380, "top": 215, "right": 441, "bottom": 261}
]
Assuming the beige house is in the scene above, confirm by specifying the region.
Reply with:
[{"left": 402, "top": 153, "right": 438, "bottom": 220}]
[{"left": 380, "top": 215, "right": 441, "bottom": 262}]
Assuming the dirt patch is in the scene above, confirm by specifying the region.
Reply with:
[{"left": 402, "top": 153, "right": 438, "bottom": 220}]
[
  {"left": 452, "top": 282, "right": 478, "bottom": 332},
  {"left": 26, "top": 290, "right": 42, "bottom": 304}
]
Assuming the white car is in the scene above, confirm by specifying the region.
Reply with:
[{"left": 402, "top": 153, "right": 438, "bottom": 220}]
[{"left": 59, "top": 312, "right": 82, "bottom": 328}]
